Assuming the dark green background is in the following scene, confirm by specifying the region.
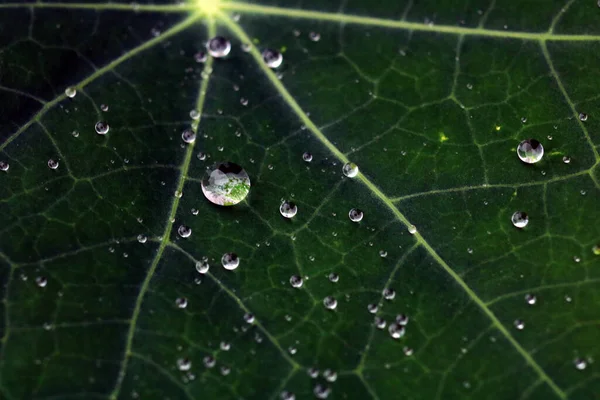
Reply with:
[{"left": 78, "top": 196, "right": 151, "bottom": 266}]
[{"left": 0, "top": 0, "right": 599, "bottom": 399}]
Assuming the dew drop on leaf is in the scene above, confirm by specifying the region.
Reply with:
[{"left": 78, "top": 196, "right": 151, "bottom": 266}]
[
  {"left": 243, "top": 312, "right": 255, "bottom": 324},
  {"left": 408, "top": 225, "right": 417, "bottom": 234},
  {"left": 182, "top": 129, "right": 196, "bottom": 144},
  {"left": 396, "top": 314, "right": 409, "bottom": 325},
  {"left": 194, "top": 51, "right": 207, "bottom": 63},
  {"left": 516, "top": 139, "right": 544, "bottom": 164},
  {"left": 511, "top": 211, "right": 529, "bottom": 228},
  {"left": 197, "top": 152, "right": 207, "bottom": 161},
  {"left": 203, "top": 355, "right": 216, "bottom": 368},
  {"left": 383, "top": 288, "right": 396, "bottom": 300},
  {"left": 579, "top": 112, "right": 588, "bottom": 122},
  {"left": 348, "top": 208, "right": 363, "bottom": 222},
  {"left": 367, "top": 303, "right": 378, "bottom": 314},
  {"left": 514, "top": 319, "right": 525, "bottom": 330},
  {"left": 563, "top": 156, "right": 571, "bottom": 164},
  {"left": 288, "top": 346, "right": 297, "bottom": 355},
  {"left": 309, "top": 32, "right": 321, "bottom": 42},
  {"left": 403, "top": 346, "right": 414, "bottom": 356},
  {"left": 328, "top": 273, "right": 339, "bottom": 283},
  {"left": 0, "top": 161, "right": 9, "bottom": 172},
  {"left": 307, "top": 367, "right": 319, "bottom": 378},
  {"left": 302, "top": 152, "right": 313, "bottom": 162},
  {"left": 323, "top": 369, "right": 337, "bottom": 382},
  {"left": 593, "top": 244, "right": 600, "bottom": 255},
  {"left": 35, "top": 276, "right": 47, "bottom": 288},
  {"left": 280, "top": 391, "right": 295, "bottom": 400},
  {"left": 175, "top": 297, "right": 188, "bottom": 309},
  {"left": 207, "top": 36, "right": 231, "bottom": 58},
  {"left": 375, "top": 316, "right": 386, "bottom": 329},
  {"left": 388, "top": 322, "right": 405, "bottom": 339},
  {"left": 177, "top": 225, "right": 192, "bottom": 238},
  {"left": 190, "top": 110, "right": 200, "bottom": 120},
  {"left": 195, "top": 259, "right": 209, "bottom": 274},
  {"left": 95, "top": 121, "right": 109, "bottom": 135},
  {"left": 525, "top": 294, "right": 537, "bottom": 305},
  {"left": 262, "top": 49, "right": 283, "bottom": 68},
  {"left": 47, "top": 159, "right": 59, "bottom": 170},
  {"left": 220, "top": 341, "right": 230, "bottom": 351},
  {"left": 220, "top": 365, "right": 231, "bottom": 376},
  {"left": 65, "top": 87, "right": 76, "bottom": 98},
  {"left": 313, "top": 384, "right": 331, "bottom": 399},
  {"left": 289, "top": 275, "right": 303, "bottom": 288},
  {"left": 379, "top": 250, "right": 388, "bottom": 258},
  {"left": 100, "top": 104, "right": 109, "bottom": 112},
  {"left": 342, "top": 162, "right": 359, "bottom": 177},
  {"left": 323, "top": 296, "right": 337, "bottom": 310},
  {"left": 202, "top": 162, "right": 250, "bottom": 206},
  {"left": 177, "top": 358, "right": 191, "bottom": 371},
  {"left": 574, "top": 358, "right": 587, "bottom": 370},
  {"left": 222, "top": 252, "right": 239, "bottom": 270},
  {"left": 280, "top": 201, "right": 298, "bottom": 218},
  {"left": 137, "top": 234, "right": 147, "bottom": 244}
]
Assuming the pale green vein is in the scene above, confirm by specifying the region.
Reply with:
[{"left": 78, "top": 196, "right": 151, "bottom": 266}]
[
  {"left": 540, "top": 41, "right": 600, "bottom": 163},
  {"left": 0, "top": 13, "right": 200, "bottom": 152},
  {"left": 485, "top": 278, "right": 600, "bottom": 306},
  {"left": 0, "top": 2, "right": 194, "bottom": 12},
  {"left": 108, "top": 21, "right": 215, "bottom": 400},
  {"left": 220, "top": 1, "right": 600, "bottom": 42},
  {"left": 221, "top": 13, "right": 567, "bottom": 399},
  {"left": 167, "top": 242, "right": 301, "bottom": 370}
]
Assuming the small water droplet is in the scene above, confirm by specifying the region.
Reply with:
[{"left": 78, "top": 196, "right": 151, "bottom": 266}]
[
  {"left": 194, "top": 51, "right": 207, "bottom": 63},
  {"left": 323, "top": 296, "right": 337, "bottom": 310},
  {"left": 313, "top": 384, "right": 330, "bottom": 399},
  {"left": 309, "top": 32, "right": 321, "bottom": 42},
  {"left": 403, "top": 346, "right": 414, "bottom": 356},
  {"left": 348, "top": 208, "right": 364, "bottom": 222},
  {"left": 280, "top": 201, "right": 298, "bottom": 218},
  {"left": 243, "top": 312, "right": 255, "bottom": 324},
  {"left": 396, "top": 314, "right": 409, "bottom": 325},
  {"left": 195, "top": 259, "right": 209, "bottom": 274},
  {"left": 280, "top": 390, "right": 295, "bottom": 400},
  {"left": 408, "top": 225, "right": 417, "bottom": 234},
  {"left": 511, "top": 211, "right": 529, "bottom": 228},
  {"left": 579, "top": 113, "right": 588, "bottom": 122},
  {"left": 342, "top": 162, "right": 358, "bottom": 177},
  {"left": 580, "top": 189, "right": 586, "bottom": 196},
  {"left": 322, "top": 369, "right": 337, "bottom": 382},
  {"left": 182, "top": 129, "right": 196, "bottom": 143},
  {"left": 0, "top": 161, "right": 9, "bottom": 172},
  {"left": 466, "top": 83, "right": 473, "bottom": 90},
  {"left": 525, "top": 294, "right": 537, "bottom": 305},
  {"left": 514, "top": 319, "right": 525, "bottom": 330},
  {"left": 328, "top": 273, "right": 339, "bottom": 283},
  {"left": 367, "top": 303, "right": 378, "bottom": 314},
  {"left": 217, "top": 253, "right": 238, "bottom": 272},
  {"left": 65, "top": 87, "right": 77, "bottom": 98},
  {"left": 574, "top": 358, "right": 587, "bottom": 370},
  {"left": 383, "top": 288, "right": 395, "bottom": 300},
  {"left": 288, "top": 346, "right": 297, "bottom": 355},
  {"left": 262, "top": 49, "right": 283, "bottom": 68},
  {"left": 308, "top": 367, "right": 319, "bottom": 378},
  {"left": 100, "top": 104, "right": 109, "bottom": 112},
  {"left": 207, "top": 36, "right": 231, "bottom": 58},
  {"left": 521, "top": 117, "right": 527, "bottom": 124},
  {"left": 202, "top": 162, "right": 250, "bottom": 206},
  {"left": 562, "top": 156, "right": 571, "bottom": 164},
  {"left": 302, "top": 152, "right": 313, "bottom": 162},
  {"left": 573, "top": 255, "right": 581, "bottom": 263},
  {"left": 177, "top": 225, "right": 192, "bottom": 238},
  {"left": 47, "top": 159, "right": 59, "bottom": 170},
  {"left": 35, "top": 276, "right": 47, "bottom": 288},
  {"left": 379, "top": 250, "right": 388, "bottom": 258},
  {"left": 592, "top": 244, "right": 600, "bottom": 255},
  {"left": 289, "top": 275, "right": 303, "bottom": 288},
  {"left": 388, "top": 322, "right": 405, "bottom": 339},
  {"left": 137, "top": 234, "right": 147, "bottom": 244},
  {"left": 177, "top": 358, "right": 191, "bottom": 371},
  {"left": 197, "top": 152, "right": 207, "bottom": 161},
  {"left": 517, "top": 139, "right": 544, "bottom": 164},
  {"left": 175, "top": 297, "right": 188, "bottom": 309},
  {"left": 203, "top": 355, "right": 216, "bottom": 368},
  {"left": 220, "top": 341, "right": 230, "bottom": 351},
  {"left": 95, "top": 121, "right": 109, "bottom": 135}
]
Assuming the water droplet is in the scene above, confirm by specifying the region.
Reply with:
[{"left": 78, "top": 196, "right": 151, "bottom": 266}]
[
  {"left": 403, "top": 346, "right": 414, "bottom": 356},
  {"left": 177, "top": 225, "right": 192, "bottom": 238},
  {"left": 182, "top": 129, "right": 196, "bottom": 143},
  {"left": 203, "top": 355, "right": 216, "bottom": 368},
  {"left": 308, "top": 367, "right": 319, "bottom": 378},
  {"left": 243, "top": 312, "right": 255, "bottom": 324},
  {"left": 323, "top": 369, "right": 337, "bottom": 382},
  {"left": 289, "top": 275, "right": 303, "bottom": 288},
  {"left": 191, "top": 208, "right": 199, "bottom": 216},
  {"left": 525, "top": 294, "right": 537, "bottom": 305},
  {"left": 288, "top": 346, "right": 297, "bottom": 355},
  {"left": 177, "top": 358, "right": 191, "bottom": 371},
  {"left": 408, "top": 225, "right": 417, "bottom": 234},
  {"left": 466, "top": 83, "right": 473, "bottom": 90},
  {"left": 514, "top": 319, "right": 525, "bottom": 330},
  {"left": 520, "top": 117, "right": 527, "bottom": 124},
  {"left": 580, "top": 189, "right": 586, "bottom": 196},
  {"left": 309, "top": 32, "right": 321, "bottom": 42},
  {"left": 100, "top": 104, "right": 109, "bottom": 112},
  {"left": 47, "top": 159, "right": 59, "bottom": 170},
  {"left": 65, "top": 87, "right": 76, "bottom": 98},
  {"left": 511, "top": 211, "right": 529, "bottom": 228},
  {"left": 396, "top": 314, "right": 409, "bottom": 325},
  {"left": 220, "top": 341, "right": 230, "bottom": 351},
  {"left": 367, "top": 303, "right": 378, "bottom": 314},
  {"left": 379, "top": 250, "right": 388, "bottom": 258},
  {"left": 190, "top": 110, "right": 200, "bottom": 120},
  {"left": 579, "top": 113, "right": 588, "bottom": 122},
  {"left": 222, "top": 253, "right": 239, "bottom": 270},
  {"left": 194, "top": 51, "right": 207, "bottom": 63},
  {"left": 328, "top": 273, "right": 339, "bottom": 283},
  {"left": 95, "top": 121, "right": 109, "bottom": 135},
  {"left": 592, "top": 244, "right": 600, "bottom": 255},
  {"left": 342, "top": 162, "right": 359, "bottom": 177},
  {"left": 195, "top": 259, "right": 209, "bottom": 274},
  {"left": 174, "top": 190, "right": 183, "bottom": 199},
  {"left": 202, "top": 162, "right": 250, "bottom": 206},
  {"left": 262, "top": 49, "right": 283, "bottom": 68},
  {"left": 207, "top": 36, "right": 231, "bottom": 58},
  {"left": 137, "top": 234, "right": 147, "bottom": 244},
  {"left": 574, "top": 358, "right": 587, "bottom": 370},
  {"left": 313, "top": 384, "right": 330, "bottom": 399},
  {"left": 197, "top": 152, "right": 207, "bottom": 161},
  {"left": 573, "top": 255, "right": 581, "bottom": 263},
  {"left": 383, "top": 288, "right": 396, "bottom": 300},
  {"left": 517, "top": 139, "right": 544, "bottom": 164},
  {"left": 348, "top": 208, "right": 364, "bottom": 222},
  {"left": 563, "top": 156, "right": 571, "bottom": 164},
  {"left": 375, "top": 317, "right": 386, "bottom": 329},
  {"left": 280, "top": 201, "right": 298, "bottom": 218},
  {"left": 302, "top": 152, "right": 313, "bottom": 162},
  {"left": 175, "top": 297, "right": 188, "bottom": 309},
  {"left": 0, "top": 161, "right": 9, "bottom": 172},
  {"left": 388, "top": 322, "right": 405, "bottom": 339},
  {"left": 35, "top": 276, "right": 47, "bottom": 288},
  {"left": 280, "top": 391, "right": 295, "bottom": 400},
  {"left": 323, "top": 296, "right": 337, "bottom": 310},
  {"left": 71, "top": 130, "right": 79, "bottom": 138}
]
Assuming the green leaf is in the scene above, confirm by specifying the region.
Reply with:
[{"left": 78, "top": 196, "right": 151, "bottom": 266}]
[{"left": 1, "top": 1, "right": 599, "bottom": 399}]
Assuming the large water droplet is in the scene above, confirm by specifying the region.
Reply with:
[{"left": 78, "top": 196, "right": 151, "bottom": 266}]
[
  {"left": 178, "top": 225, "right": 192, "bottom": 238},
  {"left": 65, "top": 87, "right": 76, "bottom": 98},
  {"left": 511, "top": 211, "right": 529, "bottom": 228},
  {"left": 207, "top": 36, "right": 231, "bottom": 58},
  {"left": 175, "top": 297, "right": 188, "bottom": 309},
  {"left": 95, "top": 121, "right": 109, "bottom": 135},
  {"left": 0, "top": 161, "right": 9, "bottom": 172},
  {"left": 182, "top": 129, "right": 196, "bottom": 144},
  {"left": 562, "top": 156, "right": 571, "bottom": 164},
  {"left": 222, "top": 252, "right": 239, "bottom": 270},
  {"left": 280, "top": 201, "right": 298, "bottom": 218},
  {"left": 323, "top": 296, "right": 337, "bottom": 310},
  {"left": 328, "top": 273, "right": 339, "bottom": 283},
  {"left": 201, "top": 162, "right": 250, "bottom": 206},
  {"left": 302, "top": 152, "right": 313, "bottom": 162},
  {"left": 289, "top": 275, "right": 303, "bottom": 288},
  {"left": 47, "top": 159, "right": 59, "bottom": 170},
  {"left": 579, "top": 113, "right": 588, "bottom": 122},
  {"left": 177, "top": 358, "right": 191, "bottom": 371},
  {"left": 516, "top": 139, "right": 543, "bottom": 164},
  {"left": 342, "top": 162, "right": 359, "bottom": 177},
  {"left": 574, "top": 358, "right": 587, "bottom": 370},
  {"left": 348, "top": 208, "right": 363, "bottom": 222},
  {"left": 35, "top": 276, "right": 47, "bottom": 288},
  {"left": 388, "top": 322, "right": 405, "bottom": 339},
  {"left": 262, "top": 49, "right": 283, "bottom": 68}
]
